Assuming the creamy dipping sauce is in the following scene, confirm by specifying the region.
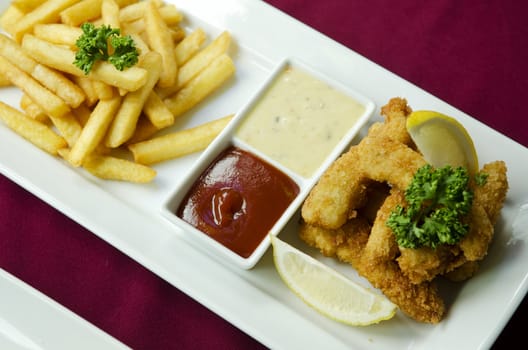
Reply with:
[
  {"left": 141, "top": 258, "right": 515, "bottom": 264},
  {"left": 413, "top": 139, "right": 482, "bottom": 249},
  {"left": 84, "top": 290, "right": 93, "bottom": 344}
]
[{"left": 236, "top": 66, "right": 365, "bottom": 178}]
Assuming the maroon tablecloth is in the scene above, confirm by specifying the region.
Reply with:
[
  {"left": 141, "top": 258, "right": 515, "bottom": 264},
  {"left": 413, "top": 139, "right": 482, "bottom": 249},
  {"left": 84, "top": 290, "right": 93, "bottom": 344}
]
[{"left": 1, "top": 1, "right": 527, "bottom": 349}]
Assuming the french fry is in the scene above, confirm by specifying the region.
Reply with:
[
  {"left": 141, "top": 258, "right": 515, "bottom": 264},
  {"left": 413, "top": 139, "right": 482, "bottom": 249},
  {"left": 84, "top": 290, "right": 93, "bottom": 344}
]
[
  {"left": 85, "top": 57, "right": 146, "bottom": 92},
  {"left": 69, "top": 106, "right": 110, "bottom": 156},
  {"left": 157, "top": 31, "right": 231, "bottom": 98},
  {"left": 120, "top": 18, "right": 144, "bottom": 35},
  {"left": 0, "top": 75, "right": 11, "bottom": 87},
  {"left": 0, "top": 5, "right": 24, "bottom": 35},
  {"left": 118, "top": 0, "right": 163, "bottom": 23},
  {"left": 0, "top": 33, "right": 38, "bottom": 73},
  {"left": 128, "top": 32, "right": 150, "bottom": 59},
  {"left": 31, "top": 64, "right": 86, "bottom": 108},
  {"left": 168, "top": 26, "right": 185, "bottom": 44},
  {"left": 33, "top": 23, "right": 82, "bottom": 47},
  {"left": 174, "top": 28, "right": 207, "bottom": 66},
  {"left": 0, "top": 0, "right": 238, "bottom": 184},
  {"left": 101, "top": 0, "right": 121, "bottom": 29},
  {"left": 82, "top": 153, "right": 156, "bottom": 183},
  {"left": 92, "top": 80, "right": 115, "bottom": 100},
  {"left": 157, "top": 5, "right": 183, "bottom": 26},
  {"left": 144, "top": 1, "right": 177, "bottom": 88},
  {"left": 20, "top": 34, "right": 81, "bottom": 75},
  {"left": 72, "top": 103, "right": 93, "bottom": 126},
  {"left": 14, "top": 94, "right": 83, "bottom": 148},
  {"left": 143, "top": 91, "right": 174, "bottom": 129},
  {"left": 0, "top": 101, "right": 67, "bottom": 155},
  {"left": 60, "top": 0, "right": 137, "bottom": 26},
  {"left": 72, "top": 76, "right": 99, "bottom": 107},
  {"left": 11, "top": 0, "right": 42, "bottom": 13},
  {"left": 19, "top": 94, "right": 48, "bottom": 122},
  {"left": 121, "top": 18, "right": 185, "bottom": 39},
  {"left": 114, "top": 2, "right": 181, "bottom": 30},
  {"left": 0, "top": 55, "right": 71, "bottom": 119},
  {"left": 105, "top": 51, "right": 162, "bottom": 147},
  {"left": 163, "top": 54, "right": 235, "bottom": 118},
  {"left": 126, "top": 116, "right": 158, "bottom": 144},
  {"left": 128, "top": 114, "right": 233, "bottom": 165},
  {"left": 60, "top": 0, "right": 101, "bottom": 25},
  {"left": 68, "top": 95, "right": 122, "bottom": 167},
  {"left": 0, "top": 33, "right": 85, "bottom": 108},
  {"left": 177, "top": 31, "right": 231, "bottom": 88},
  {"left": 48, "top": 111, "right": 83, "bottom": 147},
  {"left": 12, "top": 0, "right": 80, "bottom": 42},
  {"left": 21, "top": 35, "right": 148, "bottom": 92}
]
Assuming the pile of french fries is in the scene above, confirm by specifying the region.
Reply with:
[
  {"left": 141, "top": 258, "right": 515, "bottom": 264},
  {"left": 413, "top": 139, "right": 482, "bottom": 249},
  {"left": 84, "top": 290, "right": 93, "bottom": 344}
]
[{"left": 0, "top": 0, "right": 236, "bottom": 183}]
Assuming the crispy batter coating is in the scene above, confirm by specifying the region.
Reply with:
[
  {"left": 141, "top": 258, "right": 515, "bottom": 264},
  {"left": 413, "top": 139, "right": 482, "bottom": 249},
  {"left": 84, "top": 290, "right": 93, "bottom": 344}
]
[
  {"left": 301, "top": 147, "right": 370, "bottom": 229},
  {"left": 369, "top": 97, "right": 414, "bottom": 146},
  {"left": 299, "top": 218, "right": 445, "bottom": 323},
  {"left": 459, "top": 161, "right": 508, "bottom": 261},
  {"left": 299, "top": 217, "right": 372, "bottom": 261},
  {"left": 301, "top": 97, "right": 415, "bottom": 229},
  {"left": 299, "top": 97, "right": 509, "bottom": 323},
  {"left": 362, "top": 189, "right": 402, "bottom": 263},
  {"left": 443, "top": 261, "right": 480, "bottom": 282},
  {"left": 458, "top": 202, "right": 494, "bottom": 261},
  {"left": 397, "top": 160, "right": 508, "bottom": 283},
  {"left": 359, "top": 254, "right": 445, "bottom": 323},
  {"left": 474, "top": 161, "right": 509, "bottom": 223},
  {"left": 357, "top": 135, "right": 426, "bottom": 190},
  {"left": 440, "top": 161, "right": 509, "bottom": 280},
  {"left": 397, "top": 245, "right": 462, "bottom": 284}
]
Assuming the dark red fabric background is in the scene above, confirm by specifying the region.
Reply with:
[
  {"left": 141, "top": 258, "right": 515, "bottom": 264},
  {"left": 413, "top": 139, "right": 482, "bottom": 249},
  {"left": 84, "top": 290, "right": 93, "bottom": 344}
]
[{"left": 1, "top": 1, "right": 527, "bottom": 349}]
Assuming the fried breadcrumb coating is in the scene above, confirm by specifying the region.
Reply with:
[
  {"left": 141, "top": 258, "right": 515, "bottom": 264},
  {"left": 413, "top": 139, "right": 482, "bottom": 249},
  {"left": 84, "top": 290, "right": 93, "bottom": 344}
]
[{"left": 299, "top": 97, "right": 509, "bottom": 323}]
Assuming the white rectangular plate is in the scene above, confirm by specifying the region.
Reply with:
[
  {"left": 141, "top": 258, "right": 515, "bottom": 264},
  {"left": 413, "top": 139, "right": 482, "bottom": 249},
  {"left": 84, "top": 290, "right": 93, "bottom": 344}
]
[
  {"left": 0, "top": 269, "right": 129, "bottom": 350},
  {"left": 1, "top": 1, "right": 527, "bottom": 349}
]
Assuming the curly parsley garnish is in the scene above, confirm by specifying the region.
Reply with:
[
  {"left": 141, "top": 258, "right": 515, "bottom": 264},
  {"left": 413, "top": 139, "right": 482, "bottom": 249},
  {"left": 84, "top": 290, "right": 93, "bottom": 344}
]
[
  {"left": 474, "top": 172, "right": 489, "bottom": 186},
  {"left": 73, "top": 23, "right": 139, "bottom": 74},
  {"left": 386, "top": 165, "right": 474, "bottom": 249}
]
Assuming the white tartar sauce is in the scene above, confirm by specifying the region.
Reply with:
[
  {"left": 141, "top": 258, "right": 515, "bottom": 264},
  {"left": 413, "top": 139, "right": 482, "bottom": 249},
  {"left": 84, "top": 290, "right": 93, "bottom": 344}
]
[{"left": 236, "top": 66, "right": 365, "bottom": 178}]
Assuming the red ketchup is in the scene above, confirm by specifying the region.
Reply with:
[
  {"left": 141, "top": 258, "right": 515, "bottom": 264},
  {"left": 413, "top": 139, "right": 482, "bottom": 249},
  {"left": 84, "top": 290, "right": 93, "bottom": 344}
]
[{"left": 177, "top": 146, "right": 299, "bottom": 258}]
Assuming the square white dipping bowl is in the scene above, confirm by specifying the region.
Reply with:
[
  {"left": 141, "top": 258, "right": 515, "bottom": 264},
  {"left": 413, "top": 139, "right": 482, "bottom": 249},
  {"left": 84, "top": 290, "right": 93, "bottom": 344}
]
[{"left": 161, "top": 58, "right": 375, "bottom": 269}]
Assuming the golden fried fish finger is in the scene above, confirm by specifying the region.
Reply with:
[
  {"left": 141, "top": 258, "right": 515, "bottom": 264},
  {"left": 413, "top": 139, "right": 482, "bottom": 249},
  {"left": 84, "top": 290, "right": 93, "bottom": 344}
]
[
  {"left": 301, "top": 147, "right": 370, "bottom": 229},
  {"left": 473, "top": 160, "right": 508, "bottom": 224},
  {"left": 362, "top": 189, "right": 402, "bottom": 263},
  {"left": 357, "top": 136, "right": 426, "bottom": 190},
  {"left": 299, "top": 219, "right": 445, "bottom": 323},
  {"left": 368, "top": 97, "right": 414, "bottom": 146}
]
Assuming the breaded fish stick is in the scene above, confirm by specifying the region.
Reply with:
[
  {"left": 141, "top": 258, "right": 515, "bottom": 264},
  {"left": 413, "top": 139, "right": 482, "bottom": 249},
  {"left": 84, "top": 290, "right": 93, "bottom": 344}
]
[
  {"left": 303, "top": 131, "right": 427, "bottom": 229},
  {"left": 368, "top": 97, "right": 414, "bottom": 146},
  {"left": 362, "top": 189, "right": 402, "bottom": 263},
  {"left": 357, "top": 136, "right": 426, "bottom": 190},
  {"left": 398, "top": 161, "right": 508, "bottom": 283},
  {"left": 299, "top": 97, "right": 508, "bottom": 323},
  {"left": 301, "top": 147, "right": 370, "bottom": 229},
  {"left": 299, "top": 220, "right": 445, "bottom": 323},
  {"left": 301, "top": 98, "right": 417, "bottom": 229},
  {"left": 473, "top": 161, "right": 508, "bottom": 224}
]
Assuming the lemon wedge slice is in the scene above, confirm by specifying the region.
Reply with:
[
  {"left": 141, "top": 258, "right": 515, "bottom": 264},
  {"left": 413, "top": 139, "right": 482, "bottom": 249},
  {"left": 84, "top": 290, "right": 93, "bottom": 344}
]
[
  {"left": 271, "top": 235, "right": 397, "bottom": 326},
  {"left": 406, "top": 110, "right": 478, "bottom": 174}
]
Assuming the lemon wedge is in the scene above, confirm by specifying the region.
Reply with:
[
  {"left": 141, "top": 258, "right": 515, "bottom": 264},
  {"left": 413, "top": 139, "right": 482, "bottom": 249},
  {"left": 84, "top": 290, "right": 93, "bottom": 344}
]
[
  {"left": 271, "top": 235, "right": 397, "bottom": 326},
  {"left": 406, "top": 110, "right": 478, "bottom": 174}
]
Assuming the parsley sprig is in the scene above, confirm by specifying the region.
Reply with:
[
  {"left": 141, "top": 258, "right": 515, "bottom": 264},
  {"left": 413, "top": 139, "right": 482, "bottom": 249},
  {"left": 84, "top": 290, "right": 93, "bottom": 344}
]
[
  {"left": 73, "top": 23, "right": 139, "bottom": 74},
  {"left": 386, "top": 165, "right": 474, "bottom": 249}
]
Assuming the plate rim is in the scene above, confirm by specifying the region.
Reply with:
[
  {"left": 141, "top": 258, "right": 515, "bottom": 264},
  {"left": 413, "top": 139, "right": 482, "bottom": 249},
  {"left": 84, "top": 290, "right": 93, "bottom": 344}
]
[{"left": 1, "top": 0, "right": 527, "bottom": 349}]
